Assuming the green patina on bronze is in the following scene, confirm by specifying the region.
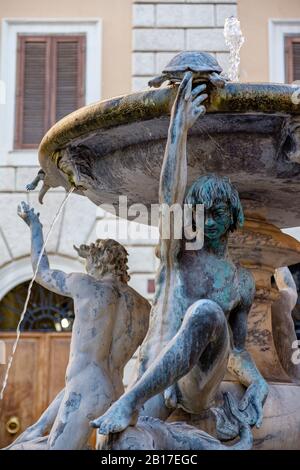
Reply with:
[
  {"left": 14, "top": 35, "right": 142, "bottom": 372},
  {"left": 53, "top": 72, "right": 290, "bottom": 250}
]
[{"left": 83, "top": 74, "right": 268, "bottom": 446}]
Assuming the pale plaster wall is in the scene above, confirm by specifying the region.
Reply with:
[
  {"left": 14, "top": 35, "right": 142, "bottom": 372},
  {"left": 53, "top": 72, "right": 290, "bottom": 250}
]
[
  {"left": 0, "top": 0, "right": 132, "bottom": 100},
  {"left": 238, "top": 0, "right": 300, "bottom": 82},
  {"left": 132, "top": 0, "right": 236, "bottom": 90}
]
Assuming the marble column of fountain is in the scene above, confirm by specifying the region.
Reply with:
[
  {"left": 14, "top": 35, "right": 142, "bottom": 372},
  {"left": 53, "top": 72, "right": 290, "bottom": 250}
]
[{"left": 37, "top": 70, "right": 300, "bottom": 449}]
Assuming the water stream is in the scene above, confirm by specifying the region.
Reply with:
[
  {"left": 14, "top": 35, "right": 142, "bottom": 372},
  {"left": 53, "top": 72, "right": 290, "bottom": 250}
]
[
  {"left": 0, "top": 187, "right": 74, "bottom": 400},
  {"left": 224, "top": 16, "right": 245, "bottom": 82}
]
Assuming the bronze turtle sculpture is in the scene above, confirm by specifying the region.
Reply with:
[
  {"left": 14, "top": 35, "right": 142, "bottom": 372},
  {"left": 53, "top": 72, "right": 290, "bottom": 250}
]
[{"left": 148, "top": 51, "right": 226, "bottom": 89}]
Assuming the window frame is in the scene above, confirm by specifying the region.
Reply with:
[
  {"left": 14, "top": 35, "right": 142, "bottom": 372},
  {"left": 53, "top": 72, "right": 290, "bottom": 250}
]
[
  {"left": 285, "top": 35, "right": 300, "bottom": 83},
  {"left": 269, "top": 19, "right": 300, "bottom": 83},
  {"left": 0, "top": 19, "right": 102, "bottom": 166}
]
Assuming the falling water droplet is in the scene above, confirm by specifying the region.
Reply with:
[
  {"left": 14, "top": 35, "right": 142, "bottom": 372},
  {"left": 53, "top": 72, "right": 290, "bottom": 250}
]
[
  {"left": 0, "top": 187, "right": 74, "bottom": 400},
  {"left": 224, "top": 16, "right": 245, "bottom": 82}
]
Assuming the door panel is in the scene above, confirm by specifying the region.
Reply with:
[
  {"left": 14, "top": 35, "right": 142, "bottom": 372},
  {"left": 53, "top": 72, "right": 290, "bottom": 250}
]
[
  {"left": 47, "top": 334, "right": 71, "bottom": 402},
  {"left": 0, "top": 332, "right": 71, "bottom": 448}
]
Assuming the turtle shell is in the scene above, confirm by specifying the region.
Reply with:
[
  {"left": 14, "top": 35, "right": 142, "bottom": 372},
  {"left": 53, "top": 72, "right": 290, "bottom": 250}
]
[{"left": 163, "top": 51, "right": 222, "bottom": 75}]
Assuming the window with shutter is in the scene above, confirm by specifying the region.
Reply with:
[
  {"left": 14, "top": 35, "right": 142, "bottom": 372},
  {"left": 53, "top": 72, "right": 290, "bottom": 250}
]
[
  {"left": 285, "top": 36, "right": 300, "bottom": 83},
  {"left": 14, "top": 35, "right": 85, "bottom": 149}
]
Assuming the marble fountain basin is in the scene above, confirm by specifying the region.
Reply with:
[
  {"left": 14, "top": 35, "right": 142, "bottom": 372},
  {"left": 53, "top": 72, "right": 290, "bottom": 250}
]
[{"left": 39, "top": 82, "right": 300, "bottom": 229}]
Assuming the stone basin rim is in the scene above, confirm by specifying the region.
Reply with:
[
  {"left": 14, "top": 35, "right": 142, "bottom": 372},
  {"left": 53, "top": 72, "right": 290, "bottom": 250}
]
[{"left": 38, "top": 82, "right": 300, "bottom": 164}]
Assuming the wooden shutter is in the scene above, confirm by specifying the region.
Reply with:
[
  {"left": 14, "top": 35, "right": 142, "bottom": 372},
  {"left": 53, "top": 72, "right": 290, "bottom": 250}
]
[
  {"left": 285, "top": 36, "right": 300, "bottom": 83},
  {"left": 53, "top": 36, "right": 85, "bottom": 123},
  {"left": 15, "top": 37, "right": 50, "bottom": 148},
  {"left": 14, "top": 35, "right": 85, "bottom": 149}
]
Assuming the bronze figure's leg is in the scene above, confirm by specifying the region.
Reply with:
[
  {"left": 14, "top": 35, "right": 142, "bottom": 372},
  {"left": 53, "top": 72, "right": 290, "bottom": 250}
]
[{"left": 91, "top": 299, "right": 229, "bottom": 435}]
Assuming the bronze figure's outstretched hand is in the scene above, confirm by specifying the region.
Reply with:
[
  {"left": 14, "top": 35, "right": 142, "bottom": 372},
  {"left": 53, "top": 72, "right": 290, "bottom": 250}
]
[
  {"left": 172, "top": 72, "right": 208, "bottom": 132},
  {"left": 17, "top": 201, "right": 41, "bottom": 227}
]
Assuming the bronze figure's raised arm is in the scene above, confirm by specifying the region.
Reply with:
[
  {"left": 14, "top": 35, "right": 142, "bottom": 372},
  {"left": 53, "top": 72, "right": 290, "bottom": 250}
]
[{"left": 7, "top": 203, "right": 150, "bottom": 450}]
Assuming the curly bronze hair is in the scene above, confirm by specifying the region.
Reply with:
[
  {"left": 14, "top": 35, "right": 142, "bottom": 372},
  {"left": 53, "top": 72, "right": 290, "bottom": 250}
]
[{"left": 74, "top": 239, "right": 130, "bottom": 283}]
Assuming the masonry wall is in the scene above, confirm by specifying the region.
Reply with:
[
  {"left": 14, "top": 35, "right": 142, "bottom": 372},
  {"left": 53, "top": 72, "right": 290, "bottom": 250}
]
[{"left": 132, "top": 0, "right": 237, "bottom": 91}]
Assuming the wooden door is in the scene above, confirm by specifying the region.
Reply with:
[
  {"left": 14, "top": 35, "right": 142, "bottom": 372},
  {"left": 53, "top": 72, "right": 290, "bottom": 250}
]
[{"left": 0, "top": 332, "right": 70, "bottom": 448}]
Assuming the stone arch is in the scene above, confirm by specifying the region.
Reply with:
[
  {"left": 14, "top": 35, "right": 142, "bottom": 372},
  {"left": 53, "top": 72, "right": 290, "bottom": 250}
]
[{"left": 0, "top": 255, "right": 84, "bottom": 301}]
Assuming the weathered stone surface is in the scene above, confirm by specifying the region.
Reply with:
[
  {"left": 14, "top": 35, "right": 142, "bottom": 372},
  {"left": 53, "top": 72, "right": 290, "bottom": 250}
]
[
  {"left": 216, "top": 52, "right": 230, "bottom": 73},
  {"left": 0, "top": 231, "right": 11, "bottom": 266},
  {"left": 16, "top": 167, "right": 39, "bottom": 191},
  {"left": 57, "top": 193, "right": 96, "bottom": 258},
  {"left": 216, "top": 4, "right": 237, "bottom": 27},
  {"left": 169, "top": 381, "right": 300, "bottom": 450},
  {"left": 132, "top": 52, "right": 155, "bottom": 76},
  {"left": 156, "top": 52, "right": 178, "bottom": 74},
  {"left": 156, "top": 4, "right": 214, "bottom": 27},
  {"left": 133, "top": 4, "right": 155, "bottom": 27},
  {"left": 101, "top": 414, "right": 252, "bottom": 450},
  {"left": 229, "top": 218, "right": 300, "bottom": 382},
  {"left": 186, "top": 28, "right": 228, "bottom": 51},
  {"left": 0, "top": 168, "right": 15, "bottom": 191},
  {"left": 131, "top": 0, "right": 232, "bottom": 90},
  {"left": 133, "top": 29, "right": 185, "bottom": 51},
  {"left": 5, "top": 436, "right": 49, "bottom": 450},
  {"left": 0, "top": 193, "right": 31, "bottom": 257},
  {"left": 132, "top": 76, "right": 153, "bottom": 91}
]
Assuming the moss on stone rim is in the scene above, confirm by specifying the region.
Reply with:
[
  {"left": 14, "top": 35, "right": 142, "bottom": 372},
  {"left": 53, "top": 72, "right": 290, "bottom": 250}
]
[{"left": 39, "top": 82, "right": 300, "bottom": 167}]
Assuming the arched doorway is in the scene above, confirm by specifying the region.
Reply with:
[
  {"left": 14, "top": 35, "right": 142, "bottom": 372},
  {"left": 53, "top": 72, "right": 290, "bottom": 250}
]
[
  {"left": 0, "top": 281, "right": 74, "bottom": 332},
  {"left": 0, "top": 281, "right": 74, "bottom": 447}
]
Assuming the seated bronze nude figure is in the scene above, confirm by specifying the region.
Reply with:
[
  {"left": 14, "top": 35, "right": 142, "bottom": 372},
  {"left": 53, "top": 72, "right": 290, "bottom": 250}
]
[{"left": 91, "top": 73, "right": 269, "bottom": 449}]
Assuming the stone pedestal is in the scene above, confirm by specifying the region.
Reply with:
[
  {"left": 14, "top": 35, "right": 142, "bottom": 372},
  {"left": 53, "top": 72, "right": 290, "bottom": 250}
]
[
  {"left": 229, "top": 217, "right": 300, "bottom": 448},
  {"left": 229, "top": 216, "right": 300, "bottom": 384},
  {"left": 169, "top": 381, "right": 300, "bottom": 450}
]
